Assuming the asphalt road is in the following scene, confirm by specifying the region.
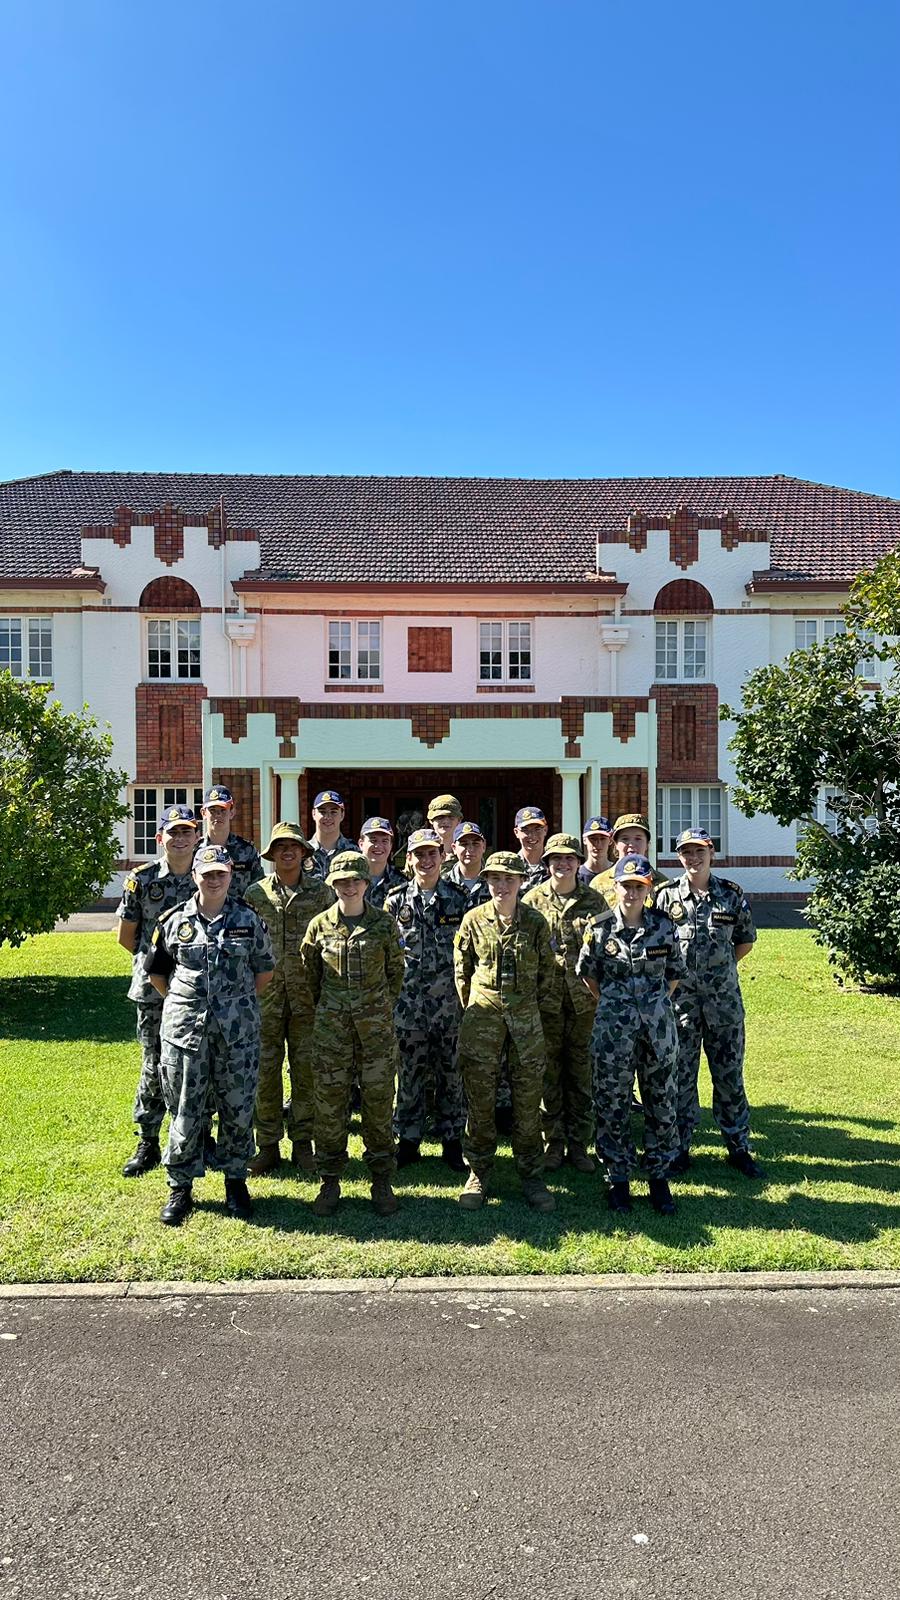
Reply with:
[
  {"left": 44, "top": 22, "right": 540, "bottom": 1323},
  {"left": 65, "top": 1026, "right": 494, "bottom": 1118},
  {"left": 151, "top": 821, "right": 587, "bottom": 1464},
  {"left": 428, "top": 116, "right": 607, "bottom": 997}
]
[{"left": 1, "top": 1285, "right": 898, "bottom": 1599}]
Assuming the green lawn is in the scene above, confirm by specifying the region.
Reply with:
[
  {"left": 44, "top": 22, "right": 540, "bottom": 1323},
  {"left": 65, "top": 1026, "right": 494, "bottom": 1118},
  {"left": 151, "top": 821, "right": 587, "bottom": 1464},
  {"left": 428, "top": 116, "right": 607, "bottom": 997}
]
[{"left": 1, "top": 929, "right": 899, "bottom": 1282}]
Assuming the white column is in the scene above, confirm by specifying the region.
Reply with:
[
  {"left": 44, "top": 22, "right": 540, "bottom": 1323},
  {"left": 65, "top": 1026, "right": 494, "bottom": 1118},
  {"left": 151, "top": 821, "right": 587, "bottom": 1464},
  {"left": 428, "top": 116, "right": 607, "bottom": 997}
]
[
  {"left": 646, "top": 700, "right": 658, "bottom": 863},
  {"left": 279, "top": 770, "right": 300, "bottom": 825},
  {"left": 558, "top": 768, "right": 583, "bottom": 836}
]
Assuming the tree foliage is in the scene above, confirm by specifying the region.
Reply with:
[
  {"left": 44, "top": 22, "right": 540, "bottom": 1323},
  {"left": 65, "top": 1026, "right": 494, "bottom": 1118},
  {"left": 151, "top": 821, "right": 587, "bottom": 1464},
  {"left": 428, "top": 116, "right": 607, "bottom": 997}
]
[
  {"left": 0, "top": 674, "right": 128, "bottom": 946},
  {"left": 722, "top": 622, "right": 900, "bottom": 986}
]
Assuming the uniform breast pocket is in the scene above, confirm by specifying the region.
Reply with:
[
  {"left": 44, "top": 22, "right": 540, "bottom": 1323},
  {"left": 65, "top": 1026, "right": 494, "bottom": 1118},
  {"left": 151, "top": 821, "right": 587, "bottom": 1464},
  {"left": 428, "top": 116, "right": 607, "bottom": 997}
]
[{"left": 320, "top": 937, "right": 345, "bottom": 978}]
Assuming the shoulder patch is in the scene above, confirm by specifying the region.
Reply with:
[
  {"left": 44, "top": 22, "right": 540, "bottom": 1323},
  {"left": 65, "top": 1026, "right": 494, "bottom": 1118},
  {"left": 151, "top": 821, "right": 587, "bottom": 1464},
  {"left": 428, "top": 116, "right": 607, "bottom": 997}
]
[
  {"left": 721, "top": 878, "right": 743, "bottom": 896},
  {"left": 123, "top": 876, "right": 138, "bottom": 894}
]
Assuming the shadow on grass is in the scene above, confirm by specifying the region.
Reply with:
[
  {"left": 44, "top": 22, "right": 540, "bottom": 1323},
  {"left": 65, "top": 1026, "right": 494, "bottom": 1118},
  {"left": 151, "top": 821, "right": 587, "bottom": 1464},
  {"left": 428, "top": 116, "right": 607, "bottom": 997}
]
[{"left": 0, "top": 977, "right": 135, "bottom": 1044}]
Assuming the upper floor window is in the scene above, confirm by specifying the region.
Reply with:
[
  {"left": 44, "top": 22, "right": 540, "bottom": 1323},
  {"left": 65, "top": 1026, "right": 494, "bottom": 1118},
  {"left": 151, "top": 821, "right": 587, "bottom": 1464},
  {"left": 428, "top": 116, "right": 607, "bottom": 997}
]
[
  {"left": 657, "top": 784, "right": 723, "bottom": 854},
  {"left": 328, "top": 619, "right": 381, "bottom": 681},
  {"left": 654, "top": 619, "right": 708, "bottom": 681},
  {"left": 795, "top": 616, "right": 879, "bottom": 679},
  {"left": 479, "top": 620, "right": 532, "bottom": 682},
  {"left": 653, "top": 580, "right": 712, "bottom": 682},
  {"left": 147, "top": 617, "right": 201, "bottom": 680},
  {"left": 0, "top": 616, "right": 52, "bottom": 679}
]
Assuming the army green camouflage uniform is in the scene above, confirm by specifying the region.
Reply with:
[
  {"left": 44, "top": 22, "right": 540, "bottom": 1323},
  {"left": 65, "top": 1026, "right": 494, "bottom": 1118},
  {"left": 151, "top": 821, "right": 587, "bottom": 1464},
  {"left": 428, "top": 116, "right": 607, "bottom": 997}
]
[
  {"left": 576, "top": 905, "right": 685, "bottom": 1181},
  {"left": 311, "top": 834, "right": 362, "bottom": 881},
  {"left": 116, "top": 860, "right": 195, "bottom": 1138},
  {"left": 522, "top": 878, "right": 607, "bottom": 1151},
  {"left": 195, "top": 831, "right": 264, "bottom": 900},
  {"left": 244, "top": 870, "right": 336, "bottom": 1150},
  {"left": 146, "top": 894, "right": 274, "bottom": 1187},
  {"left": 384, "top": 877, "right": 470, "bottom": 1143},
  {"left": 654, "top": 873, "right": 757, "bottom": 1155},
  {"left": 454, "top": 901, "right": 561, "bottom": 1182},
  {"left": 300, "top": 902, "right": 405, "bottom": 1177}
]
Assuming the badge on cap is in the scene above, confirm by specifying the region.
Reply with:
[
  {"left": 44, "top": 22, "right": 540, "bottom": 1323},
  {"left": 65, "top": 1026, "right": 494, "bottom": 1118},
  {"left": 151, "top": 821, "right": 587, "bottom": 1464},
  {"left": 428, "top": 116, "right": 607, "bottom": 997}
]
[
  {"left": 208, "top": 789, "right": 220, "bottom": 801},
  {"left": 168, "top": 808, "right": 181, "bottom": 821},
  {"left": 623, "top": 860, "right": 637, "bottom": 874}
]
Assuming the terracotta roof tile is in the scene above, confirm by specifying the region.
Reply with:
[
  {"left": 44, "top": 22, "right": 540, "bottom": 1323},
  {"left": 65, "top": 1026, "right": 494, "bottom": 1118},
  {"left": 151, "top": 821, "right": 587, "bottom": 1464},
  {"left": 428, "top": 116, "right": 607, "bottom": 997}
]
[{"left": 1, "top": 469, "right": 898, "bottom": 586}]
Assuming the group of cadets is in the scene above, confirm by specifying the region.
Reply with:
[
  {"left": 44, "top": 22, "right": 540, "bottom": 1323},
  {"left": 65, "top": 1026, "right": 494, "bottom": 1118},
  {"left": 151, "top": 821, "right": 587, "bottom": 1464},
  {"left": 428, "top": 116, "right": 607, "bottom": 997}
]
[{"left": 116, "top": 785, "right": 762, "bottom": 1228}]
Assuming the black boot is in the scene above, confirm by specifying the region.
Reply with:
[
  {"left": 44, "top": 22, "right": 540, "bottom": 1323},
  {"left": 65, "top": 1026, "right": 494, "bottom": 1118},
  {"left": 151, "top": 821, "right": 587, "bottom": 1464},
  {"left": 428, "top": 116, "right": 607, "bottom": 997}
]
[
  {"left": 607, "top": 1180, "right": 632, "bottom": 1214},
  {"left": 395, "top": 1138, "right": 422, "bottom": 1168},
  {"left": 160, "top": 1185, "right": 193, "bottom": 1226},
  {"left": 122, "top": 1138, "right": 161, "bottom": 1178},
  {"left": 728, "top": 1148, "right": 765, "bottom": 1179},
  {"left": 224, "top": 1179, "right": 253, "bottom": 1220},
  {"left": 669, "top": 1147, "right": 692, "bottom": 1176},
  {"left": 441, "top": 1138, "right": 467, "bottom": 1173},
  {"left": 648, "top": 1177, "right": 676, "bottom": 1215}
]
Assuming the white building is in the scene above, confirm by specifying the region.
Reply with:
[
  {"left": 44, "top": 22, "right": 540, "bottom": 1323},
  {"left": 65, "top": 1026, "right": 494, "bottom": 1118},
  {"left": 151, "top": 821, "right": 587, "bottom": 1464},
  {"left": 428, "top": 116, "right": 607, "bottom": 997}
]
[{"left": 2, "top": 469, "right": 896, "bottom": 899}]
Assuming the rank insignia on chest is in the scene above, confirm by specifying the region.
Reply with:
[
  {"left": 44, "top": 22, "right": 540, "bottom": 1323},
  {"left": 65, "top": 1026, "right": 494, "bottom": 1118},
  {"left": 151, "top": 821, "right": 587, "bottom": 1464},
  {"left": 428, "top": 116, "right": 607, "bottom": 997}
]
[
  {"left": 605, "top": 938, "right": 619, "bottom": 956},
  {"left": 177, "top": 922, "right": 195, "bottom": 942},
  {"left": 149, "top": 884, "right": 165, "bottom": 901},
  {"left": 671, "top": 904, "right": 686, "bottom": 922}
]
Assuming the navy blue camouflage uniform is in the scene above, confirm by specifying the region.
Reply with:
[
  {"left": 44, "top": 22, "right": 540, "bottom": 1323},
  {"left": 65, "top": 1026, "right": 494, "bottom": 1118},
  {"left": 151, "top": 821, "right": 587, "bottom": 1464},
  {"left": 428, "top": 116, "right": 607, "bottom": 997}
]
[
  {"left": 116, "top": 859, "right": 195, "bottom": 1138},
  {"left": 384, "top": 876, "right": 470, "bottom": 1142}
]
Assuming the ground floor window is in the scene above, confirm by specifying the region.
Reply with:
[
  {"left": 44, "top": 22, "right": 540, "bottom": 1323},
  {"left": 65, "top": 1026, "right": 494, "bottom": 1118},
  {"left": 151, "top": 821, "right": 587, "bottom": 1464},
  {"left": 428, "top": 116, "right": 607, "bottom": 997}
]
[
  {"left": 657, "top": 784, "right": 723, "bottom": 853},
  {"left": 131, "top": 784, "right": 204, "bottom": 858}
]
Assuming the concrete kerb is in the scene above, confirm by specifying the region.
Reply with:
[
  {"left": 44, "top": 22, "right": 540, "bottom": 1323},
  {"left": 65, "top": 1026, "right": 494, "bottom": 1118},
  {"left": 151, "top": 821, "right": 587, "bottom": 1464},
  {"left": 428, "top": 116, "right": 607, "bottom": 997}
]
[{"left": 2, "top": 1270, "right": 900, "bottom": 1300}]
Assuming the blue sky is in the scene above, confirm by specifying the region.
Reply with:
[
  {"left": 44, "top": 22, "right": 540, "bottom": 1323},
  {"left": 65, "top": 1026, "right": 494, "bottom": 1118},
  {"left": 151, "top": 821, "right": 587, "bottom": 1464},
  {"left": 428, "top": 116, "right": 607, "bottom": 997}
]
[{"left": 1, "top": 0, "right": 898, "bottom": 493}]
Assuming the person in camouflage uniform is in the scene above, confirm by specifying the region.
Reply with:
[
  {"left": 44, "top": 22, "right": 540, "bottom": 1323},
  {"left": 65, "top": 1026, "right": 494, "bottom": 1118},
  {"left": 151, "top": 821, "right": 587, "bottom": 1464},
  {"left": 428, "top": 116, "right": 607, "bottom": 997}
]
[
  {"left": 590, "top": 813, "right": 669, "bottom": 908},
  {"left": 523, "top": 833, "right": 607, "bottom": 1174},
  {"left": 243, "top": 822, "right": 335, "bottom": 1177},
  {"left": 116, "top": 803, "right": 199, "bottom": 1177},
  {"left": 384, "top": 827, "right": 470, "bottom": 1172},
  {"left": 655, "top": 827, "right": 761, "bottom": 1178},
  {"left": 300, "top": 852, "right": 405, "bottom": 1218},
  {"left": 453, "top": 851, "right": 560, "bottom": 1213},
  {"left": 195, "top": 784, "right": 264, "bottom": 899},
  {"left": 447, "top": 820, "right": 491, "bottom": 907},
  {"left": 576, "top": 854, "right": 685, "bottom": 1215},
  {"left": 310, "top": 788, "right": 362, "bottom": 880},
  {"left": 513, "top": 805, "right": 550, "bottom": 891},
  {"left": 145, "top": 846, "right": 274, "bottom": 1225},
  {"left": 358, "top": 816, "right": 406, "bottom": 908},
  {"left": 578, "top": 815, "right": 613, "bottom": 887},
  {"left": 426, "top": 794, "right": 464, "bottom": 878}
]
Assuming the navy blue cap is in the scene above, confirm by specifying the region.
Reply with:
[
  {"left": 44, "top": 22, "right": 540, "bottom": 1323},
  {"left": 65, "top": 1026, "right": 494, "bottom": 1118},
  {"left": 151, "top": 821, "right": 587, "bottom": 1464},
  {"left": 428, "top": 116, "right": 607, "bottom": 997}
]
[
  {"left": 515, "top": 806, "right": 547, "bottom": 828},
  {"left": 453, "top": 821, "right": 485, "bottom": 844},
  {"left": 158, "top": 804, "right": 198, "bottom": 833},
  {"left": 676, "top": 827, "right": 714, "bottom": 850},
  {"left": 613, "top": 853, "right": 654, "bottom": 884},
  {"left": 361, "top": 816, "right": 393, "bottom": 835},
  {"left": 313, "top": 789, "right": 344, "bottom": 808},
  {"left": 583, "top": 815, "right": 612, "bottom": 837},
  {"left": 202, "top": 786, "right": 233, "bottom": 806}
]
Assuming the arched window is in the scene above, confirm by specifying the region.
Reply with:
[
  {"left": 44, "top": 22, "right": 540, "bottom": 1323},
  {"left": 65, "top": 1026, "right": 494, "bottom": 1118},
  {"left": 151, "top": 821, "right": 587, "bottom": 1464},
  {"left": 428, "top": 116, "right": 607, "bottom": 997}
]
[
  {"left": 139, "top": 578, "right": 201, "bottom": 680},
  {"left": 653, "top": 580, "right": 712, "bottom": 681}
]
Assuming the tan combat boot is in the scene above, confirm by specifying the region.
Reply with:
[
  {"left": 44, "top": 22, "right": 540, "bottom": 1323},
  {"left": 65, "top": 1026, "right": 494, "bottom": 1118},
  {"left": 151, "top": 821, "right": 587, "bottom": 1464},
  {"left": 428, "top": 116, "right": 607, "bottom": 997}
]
[
  {"left": 312, "top": 1177, "right": 341, "bottom": 1217},
  {"left": 522, "top": 1178, "right": 556, "bottom": 1213},
  {"left": 248, "top": 1144, "right": 281, "bottom": 1176},
  {"left": 566, "top": 1143, "right": 596, "bottom": 1174},
  {"left": 459, "top": 1171, "right": 488, "bottom": 1210},
  {"left": 370, "top": 1176, "right": 399, "bottom": 1216},
  {"left": 543, "top": 1139, "right": 566, "bottom": 1171},
  {"left": 290, "top": 1140, "right": 317, "bottom": 1174}
]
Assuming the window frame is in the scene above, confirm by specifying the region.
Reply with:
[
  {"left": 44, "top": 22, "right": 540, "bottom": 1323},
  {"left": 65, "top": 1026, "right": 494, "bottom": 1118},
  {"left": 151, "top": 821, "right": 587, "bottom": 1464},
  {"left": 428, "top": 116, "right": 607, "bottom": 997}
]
[
  {"left": 794, "top": 615, "right": 881, "bottom": 681},
  {"left": 477, "top": 618, "right": 534, "bottom": 684},
  {"left": 0, "top": 614, "right": 53, "bottom": 681},
  {"left": 656, "top": 783, "right": 725, "bottom": 855},
  {"left": 653, "top": 616, "right": 710, "bottom": 683},
  {"left": 130, "top": 784, "right": 205, "bottom": 860},
  {"left": 143, "top": 614, "right": 202, "bottom": 682},
  {"left": 326, "top": 617, "right": 383, "bottom": 683}
]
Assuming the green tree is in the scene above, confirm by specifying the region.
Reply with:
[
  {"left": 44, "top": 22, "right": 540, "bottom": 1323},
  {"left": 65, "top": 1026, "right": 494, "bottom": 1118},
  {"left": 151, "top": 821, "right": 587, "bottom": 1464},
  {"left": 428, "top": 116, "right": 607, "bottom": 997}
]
[
  {"left": 722, "top": 625, "right": 900, "bottom": 985},
  {"left": 0, "top": 674, "right": 128, "bottom": 946}
]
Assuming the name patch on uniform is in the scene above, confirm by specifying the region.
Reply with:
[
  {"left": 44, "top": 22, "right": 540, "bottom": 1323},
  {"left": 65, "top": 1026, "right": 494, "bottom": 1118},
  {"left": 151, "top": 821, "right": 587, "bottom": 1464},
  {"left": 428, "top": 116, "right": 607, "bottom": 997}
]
[
  {"left": 177, "top": 922, "right": 195, "bottom": 942},
  {"left": 149, "top": 884, "right": 165, "bottom": 901},
  {"left": 711, "top": 913, "right": 736, "bottom": 925},
  {"left": 227, "top": 928, "right": 251, "bottom": 939}
]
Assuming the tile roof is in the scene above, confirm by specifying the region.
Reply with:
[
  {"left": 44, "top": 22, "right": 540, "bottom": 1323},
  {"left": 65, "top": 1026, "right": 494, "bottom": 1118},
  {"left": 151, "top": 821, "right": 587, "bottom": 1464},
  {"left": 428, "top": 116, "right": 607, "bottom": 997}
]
[{"left": 1, "top": 469, "right": 899, "bottom": 586}]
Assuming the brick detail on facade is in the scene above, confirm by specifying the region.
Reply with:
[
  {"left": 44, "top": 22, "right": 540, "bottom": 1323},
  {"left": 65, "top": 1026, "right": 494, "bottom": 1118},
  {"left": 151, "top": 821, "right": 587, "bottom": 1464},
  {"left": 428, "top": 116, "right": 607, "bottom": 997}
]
[
  {"left": 135, "top": 683, "right": 205, "bottom": 783},
  {"left": 407, "top": 626, "right": 453, "bottom": 673},
  {"left": 611, "top": 507, "right": 769, "bottom": 571},
  {"left": 602, "top": 767, "right": 649, "bottom": 821},
  {"left": 208, "top": 695, "right": 649, "bottom": 755},
  {"left": 651, "top": 684, "right": 719, "bottom": 781},
  {"left": 653, "top": 578, "right": 713, "bottom": 613},
  {"left": 139, "top": 577, "right": 201, "bottom": 610},
  {"left": 83, "top": 502, "right": 257, "bottom": 567},
  {"left": 211, "top": 767, "right": 261, "bottom": 845}
]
